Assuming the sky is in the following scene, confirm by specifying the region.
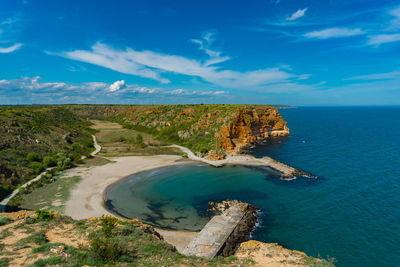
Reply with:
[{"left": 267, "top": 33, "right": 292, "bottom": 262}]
[{"left": 1, "top": 0, "right": 400, "bottom": 106}]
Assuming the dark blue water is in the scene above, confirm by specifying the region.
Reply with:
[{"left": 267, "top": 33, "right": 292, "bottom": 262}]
[{"left": 107, "top": 107, "right": 400, "bottom": 267}]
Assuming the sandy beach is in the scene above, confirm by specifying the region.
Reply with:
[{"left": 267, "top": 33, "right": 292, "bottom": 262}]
[{"left": 64, "top": 155, "right": 189, "bottom": 220}]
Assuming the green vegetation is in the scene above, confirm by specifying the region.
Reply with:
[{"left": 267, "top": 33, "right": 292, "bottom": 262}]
[
  {"left": 89, "top": 120, "right": 182, "bottom": 157},
  {"left": 14, "top": 174, "right": 82, "bottom": 214},
  {"left": 68, "top": 104, "right": 270, "bottom": 156},
  {"left": 0, "top": 106, "right": 95, "bottom": 200},
  {"left": 0, "top": 212, "right": 248, "bottom": 266},
  {"left": 0, "top": 216, "right": 10, "bottom": 226}
]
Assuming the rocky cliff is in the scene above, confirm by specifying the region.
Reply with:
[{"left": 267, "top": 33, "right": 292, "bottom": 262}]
[{"left": 215, "top": 106, "right": 289, "bottom": 157}]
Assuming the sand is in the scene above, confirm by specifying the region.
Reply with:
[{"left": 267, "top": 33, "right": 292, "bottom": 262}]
[{"left": 64, "top": 155, "right": 189, "bottom": 220}]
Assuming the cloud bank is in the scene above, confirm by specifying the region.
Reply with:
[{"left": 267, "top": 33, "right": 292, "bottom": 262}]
[
  {"left": 0, "top": 76, "right": 228, "bottom": 104},
  {"left": 52, "top": 39, "right": 305, "bottom": 90}
]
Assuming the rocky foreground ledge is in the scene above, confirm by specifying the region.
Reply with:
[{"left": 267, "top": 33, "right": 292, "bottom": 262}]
[{"left": 0, "top": 210, "right": 333, "bottom": 266}]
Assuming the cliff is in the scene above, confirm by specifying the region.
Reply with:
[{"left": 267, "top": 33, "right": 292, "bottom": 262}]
[{"left": 215, "top": 106, "right": 289, "bottom": 156}]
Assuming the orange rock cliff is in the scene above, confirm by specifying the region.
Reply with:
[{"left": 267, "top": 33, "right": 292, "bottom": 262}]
[{"left": 214, "top": 106, "right": 289, "bottom": 156}]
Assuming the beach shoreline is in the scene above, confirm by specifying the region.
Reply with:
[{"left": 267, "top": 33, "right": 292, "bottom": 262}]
[{"left": 64, "top": 155, "right": 191, "bottom": 220}]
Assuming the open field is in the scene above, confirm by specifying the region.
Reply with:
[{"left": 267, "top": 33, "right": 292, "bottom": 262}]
[{"left": 92, "top": 120, "right": 183, "bottom": 157}]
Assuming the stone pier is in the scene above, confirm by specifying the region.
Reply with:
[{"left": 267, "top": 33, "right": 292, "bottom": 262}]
[{"left": 182, "top": 201, "right": 257, "bottom": 259}]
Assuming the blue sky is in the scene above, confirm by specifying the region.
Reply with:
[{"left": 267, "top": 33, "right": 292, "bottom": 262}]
[{"left": 1, "top": 0, "right": 400, "bottom": 105}]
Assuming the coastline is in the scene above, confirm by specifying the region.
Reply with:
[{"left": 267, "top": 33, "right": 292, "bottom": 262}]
[
  {"left": 64, "top": 155, "right": 191, "bottom": 220},
  {"left": 65, "top": 143, "right": 313, "bottom": 221}
]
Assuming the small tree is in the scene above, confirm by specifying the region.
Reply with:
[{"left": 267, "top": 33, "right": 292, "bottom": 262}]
[
  {"left": 136, "top": 134, "right": 143, "bottom": 147},
  {"left": 100, "top": 215, "right": 118, "bottom": 237},
  {"left": 42, "top": 156, "right": 56, "bottom": 168},
  {"left": 27, "top": 152, "right": 39, "bottom": 162}
]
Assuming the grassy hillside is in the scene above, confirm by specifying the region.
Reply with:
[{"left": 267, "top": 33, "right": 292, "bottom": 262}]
[
  {"left": 0, "top": 106, "right": 95, "bottom": 200},
  {"left": 67, "top": 104, "right": 275, "bottom": 156},
  {"left": 0, "top": 211, "right": 332, "bottom": 266}
]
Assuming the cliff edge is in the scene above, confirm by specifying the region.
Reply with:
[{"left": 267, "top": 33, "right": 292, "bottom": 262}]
[{"left": 215, "top": 106, "right": 289, "bottom": 157}]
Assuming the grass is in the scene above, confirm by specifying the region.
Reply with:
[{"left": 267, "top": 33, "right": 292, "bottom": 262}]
[
  {"left": 91, "top": 120, "right": 183, "bottom": 157},
  {"left": 0, "top": 106, "right": 95, "bottom": 200},
  {"left": 19, "top": 175, "right": 82, "bottom": 214},
  {"left": 28, "top": 256, "right": 65, "bottom": 267},
  {"left": 0, "top": 212, "right": 333, "bottom": 266}
]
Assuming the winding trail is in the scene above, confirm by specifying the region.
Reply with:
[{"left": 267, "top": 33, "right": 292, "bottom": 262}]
[
  {"left": 91, "top": 135, "right": 101, "bottom": 156},
  {"left": 0, "top": 135, "right": 101, "bottom": 211}
]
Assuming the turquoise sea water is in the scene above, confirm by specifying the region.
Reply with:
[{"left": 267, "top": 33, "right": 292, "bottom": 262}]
[{"left": 106, "top": 107, "right": 400, "bottom": 267}]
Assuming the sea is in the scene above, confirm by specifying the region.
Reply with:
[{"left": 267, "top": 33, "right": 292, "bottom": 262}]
[{"left": 106, "top": 106, "right": 400, "bottom": 267}]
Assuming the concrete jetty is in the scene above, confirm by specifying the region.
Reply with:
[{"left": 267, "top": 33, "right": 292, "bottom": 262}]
[
  {"left": 182, "top": 201, "right": 258, "bottom": 259},
  {"left": 182, "top": 205, "right": 245, "bottom": 258},
  {"left": 169, "top": 144, "right": 312, "bottom": 179}
]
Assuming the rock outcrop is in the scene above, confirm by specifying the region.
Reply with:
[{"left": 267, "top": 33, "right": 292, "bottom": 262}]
[{"left": 216, "top": 106, "right": 289, "bottom": 155}]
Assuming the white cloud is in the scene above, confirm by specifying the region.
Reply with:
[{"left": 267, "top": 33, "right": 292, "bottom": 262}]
[
  {"left": 0, "top": 43, "right": 22, "bottom": 53},
  {"left": 109, "top": 80, "right": 126, "bottom": 92},
  {"left": 286, "top": 8, "right": 308, "bottom": 21},
  {"left": 1, "top": 17, "right": 18, "bottom": 25},
  {"left": 190, "top": 32, "right": 230, "bottom": 66},
  {"left": 367, "top": 33, "right": 400, "bottom": 47},
  {"left": 389, "top": 6, "right": 400, "bottom": 30},
  {"left": 345, "top": 70, "right": 400, "bottom": 80},
  {"left": 54, "top": 42, "right": 300, "bottom": 90},
  {"left": 50, "top": 43, "right": 170, "bottom": 84},
  {"left": 0, "top": 76, "right": 228, "bottom": 101},
  {"left": 304, "top": 28, "right": 365, "bottom": 39},
  {"left": 168, "top": 88, "right": 226, "bottom": 96}
]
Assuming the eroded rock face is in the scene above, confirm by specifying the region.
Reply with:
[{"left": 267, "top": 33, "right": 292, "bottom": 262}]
[{"left": 216, "top": 106, "right": 289, "bottom": 155}]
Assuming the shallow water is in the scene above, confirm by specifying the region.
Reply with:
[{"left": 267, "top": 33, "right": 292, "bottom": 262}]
[{"left": 107, "top": 107, "right": 400, "bottom": 267}]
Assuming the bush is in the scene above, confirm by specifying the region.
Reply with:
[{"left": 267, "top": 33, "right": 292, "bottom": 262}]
[
  {"left": 136, "top": 134, "right": 143, "bottom": 145},
  {"left": 42, "top": 156, "right": 56, "bottom": 168},
  {"left": 30, "top": 162, "right": 44, "bottom": 174},
  {"left": 100, "top": 216, "right": 118, "bottom": 237},
  {"left": 27, "top": 152, "right": 39, "bottom": 162},
  {"left": 89, "top": 233, "right": 124, "bottom": 263},
  {"left": 87, "top": 216, "right": 128, "bottom": 263},
  {"left": 35, "top": 210, "right": 55, "bottom": 222},
  {"left": 0, "top": 216, "right": 10, "bottom": 226},
  {"left": 57, "top": 157, "right": 72, "bottom": 170}
]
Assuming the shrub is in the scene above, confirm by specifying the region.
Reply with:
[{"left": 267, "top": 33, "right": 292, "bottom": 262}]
[
  {"left": 27, "top": 152, "right": 39, "bottom": 162},
  {"left": 100, "top": 215, "right": 118, "bottom": 237},
  {"left": 0, "top": 258, "right": 10, "bottom": 267},
  {"left": 42, "top": 156, "right": 56, "bottom": 168},
  {"left": 136, "top": 134, "right": 143, "bottom": 146},
  {"left": 30, "top": 162, "right": 44, "bottom": 174},
  {"left": 35, "top": 210, "right": 55, "bottom": 222},
  {"left": 89, "top": 233, "right": 124, "bottom": 263},
  {"left": 0, "top": 216, "right": 10, "bottom": 226},
  {"left": 57, "top": 157, "right": 72, "bottom": 170}
]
